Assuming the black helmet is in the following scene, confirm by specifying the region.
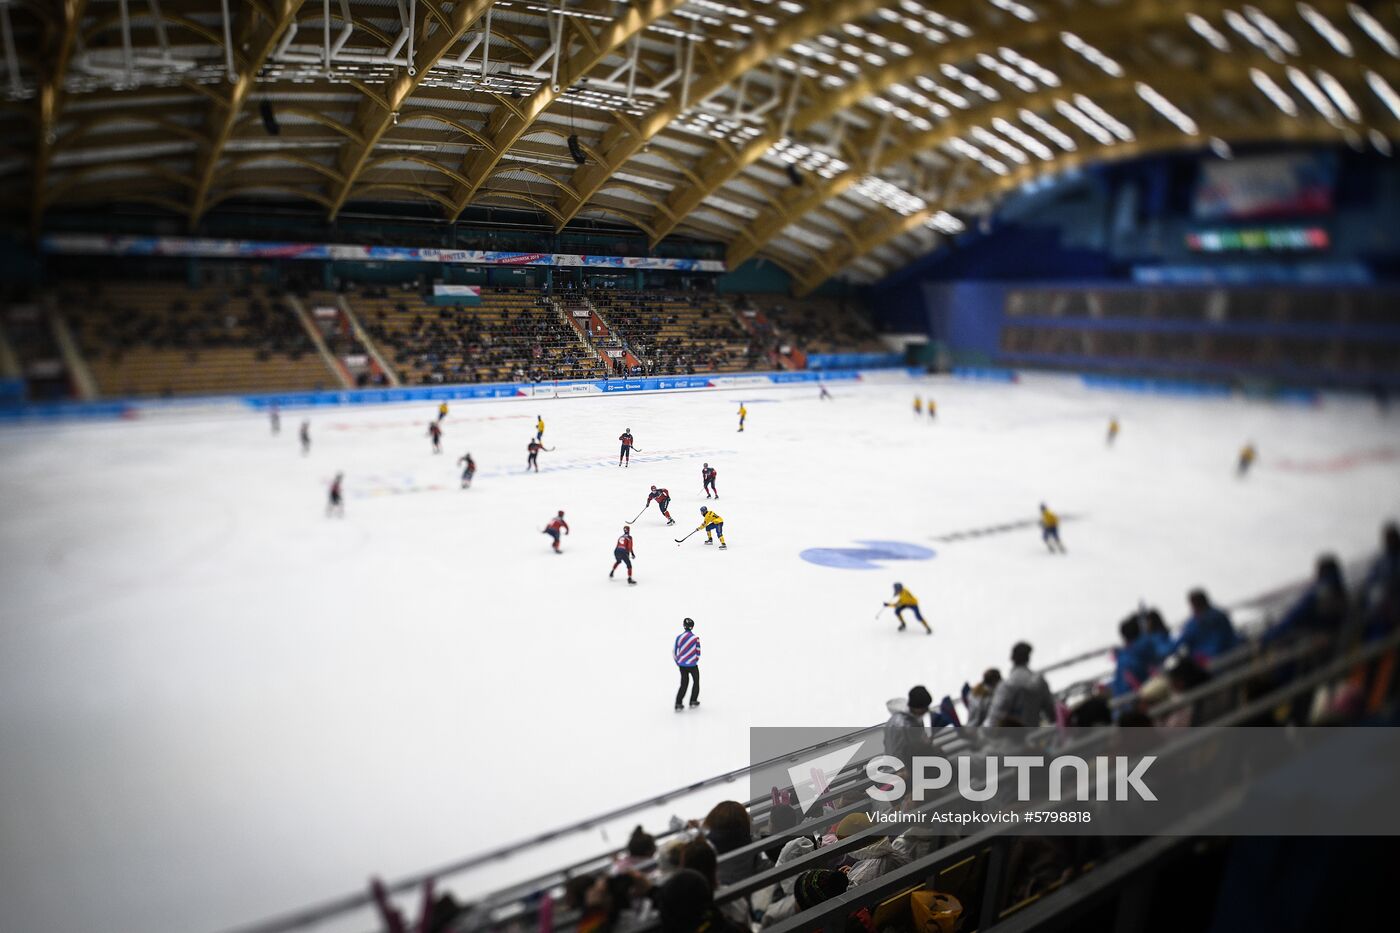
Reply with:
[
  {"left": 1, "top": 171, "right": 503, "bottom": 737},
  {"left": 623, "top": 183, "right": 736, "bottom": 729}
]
[
  {"left": 651, "top": 485, "right": 657, "bottom": 491},
  {"left": 893, "top": 583, "right": 903, "bottom": 591},
  {"left": 683, "top": 618, "right": 695, "bottom": 630},
  {"left": 699, "top": 506, "right": 708, "bottom": 515}
]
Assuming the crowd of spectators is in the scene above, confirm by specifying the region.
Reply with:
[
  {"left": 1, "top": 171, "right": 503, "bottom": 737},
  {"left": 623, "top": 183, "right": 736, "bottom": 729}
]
[
  {"left": 47, "top": 279, "right": 889, "bottom": 395},
  {"left": 736, "top": 295, "right": 884, "bottom": 360},
  {"left": 359, "top": 287, "right": 605, "bottom": 385},
  {"left": 64, "top": 283, "right": 315, "bottom": 364},
  {"left": 586, "top": 289, "right": 756, "bottom": 376}
]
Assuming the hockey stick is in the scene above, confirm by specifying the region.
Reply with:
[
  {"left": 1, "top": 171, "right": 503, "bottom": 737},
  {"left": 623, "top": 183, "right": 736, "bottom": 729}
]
[
  {"left": 626, "top": 506, "right": 647, "bottom": 523},
  {"left": 875, "top": 604, "right": 889, "bottom": 620},
  {"left": 674, "top": 527, "right": 701, "bottom": 544}
]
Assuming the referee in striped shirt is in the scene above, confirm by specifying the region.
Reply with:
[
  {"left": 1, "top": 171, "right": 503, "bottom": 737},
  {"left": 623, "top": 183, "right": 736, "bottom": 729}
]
[{"left": 674, "top": 618, "right": 701, "bottom": 711}]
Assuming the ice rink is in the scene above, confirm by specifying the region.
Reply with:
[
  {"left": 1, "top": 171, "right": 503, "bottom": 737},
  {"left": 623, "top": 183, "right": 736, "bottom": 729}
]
[{"left": 2, "top": 373, "right": 1398, "bottom": 933}]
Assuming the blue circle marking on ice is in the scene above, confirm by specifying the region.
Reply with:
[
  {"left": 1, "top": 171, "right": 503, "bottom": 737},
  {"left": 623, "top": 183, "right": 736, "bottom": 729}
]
[{"left": 799, "top": 540, "right": 936, "bottom": 570}]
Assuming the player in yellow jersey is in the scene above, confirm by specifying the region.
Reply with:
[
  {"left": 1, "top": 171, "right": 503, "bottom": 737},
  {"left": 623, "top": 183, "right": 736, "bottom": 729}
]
[
  {"left": 1040, "top": 503, "right": 1066, "bottom": 553},
  {"left": 1107, "top": 417, "right": 1119, "bottom": 445},
  {"left": 437, "top": 401, "right": 449, "bottom": 422},
  {"left": 884, "top": 583, "right": 931, "bottom": 634},
  {"left": 913, "top": 395, "right": 923, "bottom": 417},
  {"left": 1238, "top": 442, "right": 1256, "bottom": 477},
  {"left": 697, "top": 506, "right": 727, "bottom": 549},
  {"left": 928, "top": 398, "right": 937, "bottom": 421},
  {"left": 737, "top": 403, "right": 747, "bottom": 432},
  {"left": 535, "top": 414, "right": 545, "bottom": 442}
]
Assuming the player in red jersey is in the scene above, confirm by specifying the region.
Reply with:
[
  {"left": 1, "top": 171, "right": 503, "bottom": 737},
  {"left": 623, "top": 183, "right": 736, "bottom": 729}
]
[
  {"left": 527, "top": 438, "right": 544, "bottom": 472},
  {"left": 611, "top": 525, "right": 637, "bottom": 584},
  {"left": 543, "top": 510, "right": 569, "bottom": 552},
  {"left": 428, "top": 421, "right": 443, "bottom": 454},
  {"left": 618, "top": 428, "right": 634, "bottom": 467},
  {"left": 457, "top": 452, "right": 476, "bottom": 489},
  {"left": 326, "top": 472, "right": 344, "bottom": 517},
  {"left": 646, "top": 485, "right": 676, "bottom": 525},
  {"left": 701, "top": 463, "right": 718, "bottom": 498}
]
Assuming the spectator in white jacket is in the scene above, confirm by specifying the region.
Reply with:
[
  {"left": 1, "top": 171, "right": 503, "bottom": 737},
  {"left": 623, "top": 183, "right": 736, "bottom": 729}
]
[{"left": 987, "top": 642, "right": 1056, "bottom": 727}]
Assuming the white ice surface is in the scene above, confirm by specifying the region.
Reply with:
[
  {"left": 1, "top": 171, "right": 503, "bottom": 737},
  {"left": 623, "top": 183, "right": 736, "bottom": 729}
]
[{"left": 1, "top": 374, "right": 1398, "bottom": 933}]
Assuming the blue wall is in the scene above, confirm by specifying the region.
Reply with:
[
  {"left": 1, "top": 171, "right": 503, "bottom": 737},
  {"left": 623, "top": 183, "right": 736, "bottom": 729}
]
[{"left": 866, "top": 146, "right": 1400, "bottom": 385}]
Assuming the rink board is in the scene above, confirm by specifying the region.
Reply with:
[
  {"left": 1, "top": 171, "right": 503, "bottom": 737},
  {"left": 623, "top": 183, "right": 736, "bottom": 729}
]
[{"left": 0, "top": 365, "right": 1324, "bottom": 425}]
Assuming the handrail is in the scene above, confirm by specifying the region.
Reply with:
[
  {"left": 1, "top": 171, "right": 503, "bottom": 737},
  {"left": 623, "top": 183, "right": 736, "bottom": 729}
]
[
  {"left": 221, "top": 724, "right": 887, "bottom": 933},
  {"left": 466, "top": 730, "right": 987, "bottom": 930}
]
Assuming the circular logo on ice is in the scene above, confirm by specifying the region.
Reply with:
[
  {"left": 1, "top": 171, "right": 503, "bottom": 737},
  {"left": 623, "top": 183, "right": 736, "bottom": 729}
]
[{"left": 799, "top": 540, "right": 935, "bottom": 570}]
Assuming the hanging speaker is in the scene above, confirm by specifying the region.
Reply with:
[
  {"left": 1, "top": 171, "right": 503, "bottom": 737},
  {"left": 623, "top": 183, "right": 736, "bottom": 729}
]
[
  {"left": 259, "top": 100, "right": 280, "bottom": 136},
  {"left": 785, "top": 163, "right": 802, "bottom": 187},
  {"left": 567, "top": 134, "right": 587, "bottom": 165}
]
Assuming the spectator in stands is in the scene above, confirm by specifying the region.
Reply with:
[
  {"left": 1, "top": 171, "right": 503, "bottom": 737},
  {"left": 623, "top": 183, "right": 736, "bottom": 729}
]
[
  {"left": 655, "top": 868, "right": 739, "bottom": 933},
  {"left": 1143, "top": 609, "right": 1174, "bottom": 659},
  {"left": 1362, "top": 523, "right": 1400, "bottom": 611},
  {"left": 884, "top": 685, "right": 935, "bottom": 764},
  {"left": 612, "top": 825, "right": 656, "bottom": 875},
  {"left": 761, "top": 792, "right": 801, "bottom": 864},
  {"left": 1172, "top": 589, "right": 1240, "bottom": 660},
  {"left": 1361, "top": 523, "right": 1400, "bottom": 641},
  {"left": 1067, "top": 692, "right": 1113, "bottom": 727},
  {"left": 793, "top": 870, "right": 849, "bottom": 913},
  {"left": 703, "top": 801, "right": 767, "bottom": 887},
  {"left": 756, "top": 836, "right": 817, "bottom": 927},
  {"left": 1111, "top": 616, "right": 1158, "bottom": 697},
  {"left": 987, "top": 642, "right": 1056, "bottom": 726},
  {"left": 1158, "top": 655, "right": 1213, "bottom": 728},
  {"left": 1262, "top": 555, "right": 1349, "bottom": 646},
  {"left": 677, "top": 838, "right": 749, "bottom": 927},
  {"left": 563, "top": 870, "right": 653, "bottom": 933},
  {"left": 962, "top": 668, "right": 1002, "bottom": 727},
  {"left": 846, "top": 783, "right": 940, "bottom": 885}
]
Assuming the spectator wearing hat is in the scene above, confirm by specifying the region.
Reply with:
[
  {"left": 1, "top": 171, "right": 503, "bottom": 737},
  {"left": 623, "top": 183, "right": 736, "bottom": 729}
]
[
  {"left": 794, "top": 869, "right": 849, "bottom": 912},
  {"left": 674, "top": 618, "right": 701, "bottom": 711},
  {"left": 884, "top": 685, "right": 936, "bottom": 765},
  {"left": 987, "top": 642, "right": 1056, "bottom": 727}
]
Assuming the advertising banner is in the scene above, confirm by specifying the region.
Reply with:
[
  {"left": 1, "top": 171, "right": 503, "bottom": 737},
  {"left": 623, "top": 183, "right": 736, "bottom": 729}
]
[{"left": 41, "top": 235, "right": 727, "bottom": 273}]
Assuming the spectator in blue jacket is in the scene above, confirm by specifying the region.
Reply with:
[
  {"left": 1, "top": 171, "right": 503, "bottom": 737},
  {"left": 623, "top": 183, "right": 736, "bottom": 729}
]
[
  {"left": 1172, "top": 589, "right": 1240, "bottom": 660},
  {"left": 1143, "top": 609, "right": 1174, "bottom": 659},
  {"left": 1263, "top": 556, "right": 1349, "bottom": 646},
  {"left": 1111, "top": 617, "right": 1158, "bottom": 697}
]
